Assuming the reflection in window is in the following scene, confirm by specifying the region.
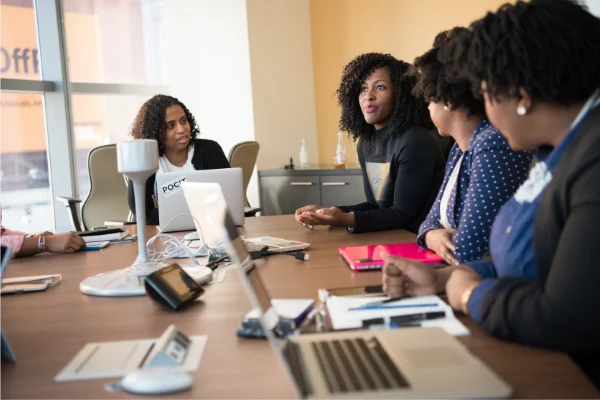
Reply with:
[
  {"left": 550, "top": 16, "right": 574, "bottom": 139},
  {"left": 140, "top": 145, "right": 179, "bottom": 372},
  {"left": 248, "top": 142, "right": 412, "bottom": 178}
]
[{"left": 62, "top": 0, "right": 166, "bottom": 84}]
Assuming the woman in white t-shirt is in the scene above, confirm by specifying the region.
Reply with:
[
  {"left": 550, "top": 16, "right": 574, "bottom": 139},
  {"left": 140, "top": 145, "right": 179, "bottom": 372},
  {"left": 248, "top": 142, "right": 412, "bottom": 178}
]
[{"left": 127, "top": 94, "right": 230, "bottom": 225}]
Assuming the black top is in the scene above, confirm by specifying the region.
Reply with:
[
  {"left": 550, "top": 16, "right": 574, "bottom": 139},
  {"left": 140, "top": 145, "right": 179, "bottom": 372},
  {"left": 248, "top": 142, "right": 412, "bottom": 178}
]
[
  {"left": 479, "top": 107, "right": 600, "bottom": 387},
  {"left": 337, "top": 126, "right": 446, "bottom": 233},
  {"left": 127, "top": 138, "right": 230, "bottom": 225}
]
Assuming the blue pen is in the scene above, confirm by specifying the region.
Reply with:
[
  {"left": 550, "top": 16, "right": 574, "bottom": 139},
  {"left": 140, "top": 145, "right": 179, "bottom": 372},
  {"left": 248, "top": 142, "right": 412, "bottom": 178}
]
[{"left": 348, "top": 303, "right": 439, "bottom": 311}]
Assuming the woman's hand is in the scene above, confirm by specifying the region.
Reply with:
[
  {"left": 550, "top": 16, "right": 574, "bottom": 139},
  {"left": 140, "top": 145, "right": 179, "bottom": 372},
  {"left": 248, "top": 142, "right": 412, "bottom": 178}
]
[
  {"left": 446, "top": 267, "right": 482, "bottom": 313},
  {"left": 45, "top": 232, "right": 86, "bottom": 254},
  {"left": 425, "top": 229, "right": 459, "bottom": 266},
  {"left": 381, "top": 253, "right": 444, "bottom": 297},
  {"left": 295, "top": 205, "right": 324, "bottom": 229},
  {"left": 297, "top": 207, "right": 352, "bottom": 228}
]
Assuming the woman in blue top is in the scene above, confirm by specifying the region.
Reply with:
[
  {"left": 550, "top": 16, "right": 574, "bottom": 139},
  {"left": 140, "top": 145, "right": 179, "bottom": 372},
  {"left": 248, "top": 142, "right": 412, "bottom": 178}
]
[
  {"left": 412, "top": 27, "right": 531, "bottom": 265},
  {"left": 382, "top": 0, "right": 600, "bottom": 387}
]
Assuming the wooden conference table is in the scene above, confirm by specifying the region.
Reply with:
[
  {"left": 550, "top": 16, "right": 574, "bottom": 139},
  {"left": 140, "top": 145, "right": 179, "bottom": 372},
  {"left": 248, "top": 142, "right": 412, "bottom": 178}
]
[{"left": 1, "top": 215, "right": 598, "bottom": 399}]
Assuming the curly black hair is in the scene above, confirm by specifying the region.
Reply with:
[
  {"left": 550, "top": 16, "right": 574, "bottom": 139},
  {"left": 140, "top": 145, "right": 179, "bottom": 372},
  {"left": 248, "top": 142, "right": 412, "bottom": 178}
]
[
  {"left": 130, "top": 94, "right": 200, "bottom": 156},
  {"left": 336, "top": 53, "right": 433, "bottom": 143},
  {"left": 447, "top": 0, "right": 600, "bottom": 105},
  {"left": 411, "top": 27, "right": 485, "bottom": 117}
]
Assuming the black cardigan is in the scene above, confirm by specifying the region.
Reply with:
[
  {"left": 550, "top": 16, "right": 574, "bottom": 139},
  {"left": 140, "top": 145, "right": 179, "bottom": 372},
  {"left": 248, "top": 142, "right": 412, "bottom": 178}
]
[
  {"left": 337, "top": 127, "right": 445, "bottom": 233},
  {"left": 478, "top": 107, "right": 600, "bottom": 387},
  {"left": 127, "top": 138, "right": 230, "bottom": 225}
]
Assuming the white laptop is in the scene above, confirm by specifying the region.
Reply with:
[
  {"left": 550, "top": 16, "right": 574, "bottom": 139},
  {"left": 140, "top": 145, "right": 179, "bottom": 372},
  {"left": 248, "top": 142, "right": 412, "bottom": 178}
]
[
  {"left": 181, "top": 182, "right": 310, "bottom": 253},
  {"left": 155, "top": 168, "right": 245, "bottom": 232}
]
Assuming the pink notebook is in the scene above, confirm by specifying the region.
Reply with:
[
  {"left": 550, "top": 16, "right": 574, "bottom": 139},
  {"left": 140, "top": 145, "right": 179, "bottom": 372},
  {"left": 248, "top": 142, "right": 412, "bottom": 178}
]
[{"left": 339, "top": 243, "right": 443, "bottom": 271}]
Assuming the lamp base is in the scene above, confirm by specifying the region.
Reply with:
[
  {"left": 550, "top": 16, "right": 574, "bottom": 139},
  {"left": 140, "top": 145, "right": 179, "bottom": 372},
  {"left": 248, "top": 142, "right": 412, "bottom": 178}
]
[{"left": 80, "top": 263, "right": 214, "bottom": 297}]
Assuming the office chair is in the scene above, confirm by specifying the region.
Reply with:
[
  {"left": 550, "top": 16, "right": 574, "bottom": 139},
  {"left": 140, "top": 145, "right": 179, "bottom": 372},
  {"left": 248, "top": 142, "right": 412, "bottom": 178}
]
[
  {"left": 228, "top": 141, "right": 261, "bottom": 217},
  {"left": 57, "top": 144, "right": 133, "bottom": 231}
]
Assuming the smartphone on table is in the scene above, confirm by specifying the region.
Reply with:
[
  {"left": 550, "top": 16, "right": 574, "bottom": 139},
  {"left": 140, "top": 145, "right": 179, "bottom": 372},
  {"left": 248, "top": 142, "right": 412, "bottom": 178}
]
[{"left": 82, "top": 241, "right": 110, "bottom": 251}]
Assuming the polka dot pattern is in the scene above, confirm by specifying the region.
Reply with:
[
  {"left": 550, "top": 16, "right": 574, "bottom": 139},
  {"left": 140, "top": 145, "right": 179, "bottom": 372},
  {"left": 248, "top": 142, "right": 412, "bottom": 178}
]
[{"left": 417, "top": 121, "right": 533, "bottom": 263}]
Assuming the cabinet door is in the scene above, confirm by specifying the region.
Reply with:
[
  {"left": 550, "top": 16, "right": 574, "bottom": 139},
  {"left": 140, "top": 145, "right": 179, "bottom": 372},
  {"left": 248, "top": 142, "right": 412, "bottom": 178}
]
[
  {"left": 259, "top": 176, "right": 321, "bottom": 215},
  {"left": 320, "top": 175, "right": 366, "bottom": 207}
]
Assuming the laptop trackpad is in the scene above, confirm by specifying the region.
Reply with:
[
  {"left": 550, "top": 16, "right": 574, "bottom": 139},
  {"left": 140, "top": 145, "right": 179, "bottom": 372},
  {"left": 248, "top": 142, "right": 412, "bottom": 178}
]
[{"left": 401, "top": 347, "right": 466, "bottom": 368}]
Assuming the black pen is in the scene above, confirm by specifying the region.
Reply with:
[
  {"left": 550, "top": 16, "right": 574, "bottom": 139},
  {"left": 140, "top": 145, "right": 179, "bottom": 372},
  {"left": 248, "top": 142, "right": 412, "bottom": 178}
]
[
  {"left": 362, "top": 311, "right": 446, "bottom": 328},
  {"left": 364, "top": 296, "right": 406, "bottom": 306},
  {"left": 390, "top": 311, "right": 446, "bottom": 327}
]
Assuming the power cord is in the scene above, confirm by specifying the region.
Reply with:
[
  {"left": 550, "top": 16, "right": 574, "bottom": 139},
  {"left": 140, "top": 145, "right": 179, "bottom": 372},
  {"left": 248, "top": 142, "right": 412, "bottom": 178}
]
[
  {"left": 145, "top": 213, "right": 224, "bottom": 267},
  {"left": 249, "top": 249, "right": 310, "bottom": 261}
]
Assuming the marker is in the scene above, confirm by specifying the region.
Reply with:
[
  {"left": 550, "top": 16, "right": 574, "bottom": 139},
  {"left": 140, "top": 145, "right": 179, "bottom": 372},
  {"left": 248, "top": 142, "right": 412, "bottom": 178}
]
[{"left": 348, "top": 303, "right": 439, "bottom": 311}]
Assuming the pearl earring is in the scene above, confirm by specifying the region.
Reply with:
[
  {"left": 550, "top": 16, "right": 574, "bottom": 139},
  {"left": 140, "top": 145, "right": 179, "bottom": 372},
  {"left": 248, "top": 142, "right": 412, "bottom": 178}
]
[
  {"left": 517, "top": 105, "right": 527, "bottom": 116},
  {"left": 444, "top": 105, "right": 449, "bottom": 111}
]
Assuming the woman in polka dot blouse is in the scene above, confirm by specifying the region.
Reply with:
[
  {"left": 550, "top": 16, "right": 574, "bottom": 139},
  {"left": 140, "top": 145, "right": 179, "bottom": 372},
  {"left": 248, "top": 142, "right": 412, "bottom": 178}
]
[{"left": 411, "top": 27, "right": 532, "bottom": 265}]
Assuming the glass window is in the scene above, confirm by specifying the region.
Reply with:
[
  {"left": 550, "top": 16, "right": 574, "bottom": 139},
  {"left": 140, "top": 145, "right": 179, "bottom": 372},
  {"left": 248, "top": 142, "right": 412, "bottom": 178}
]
[
  {"left": 62, "top": 0, "right": 166, "bottom": 84},
  {"left": 0, "top": 93, "right": 52, "bottom": 232},
  {"left": 0, "top": 0, "right": 40, "bottom": 81},
  {"left": 71, "top": 94, "right": 149, "bottom": 198}
]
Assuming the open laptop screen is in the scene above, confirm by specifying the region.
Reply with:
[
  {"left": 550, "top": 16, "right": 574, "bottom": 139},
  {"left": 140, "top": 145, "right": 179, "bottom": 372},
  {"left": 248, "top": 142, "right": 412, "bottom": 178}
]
[{"left": 222, "top": 210, "right": 272, "bottom": 316}]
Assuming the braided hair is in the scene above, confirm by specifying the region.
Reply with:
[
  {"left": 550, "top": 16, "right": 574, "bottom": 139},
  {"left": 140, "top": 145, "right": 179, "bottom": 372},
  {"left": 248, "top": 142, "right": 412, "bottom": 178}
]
[
  {"left": 411, "top": 27, "right": 485, "bottom": 118},
  {"left": 446, "top": 0, "right": 600, "bottom": 105}
]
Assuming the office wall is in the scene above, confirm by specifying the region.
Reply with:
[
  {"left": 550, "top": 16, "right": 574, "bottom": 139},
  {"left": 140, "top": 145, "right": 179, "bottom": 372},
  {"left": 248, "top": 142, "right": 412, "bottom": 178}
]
[
  {"left": 309, "top": 0, "right": 512, "bottom": 164},
  {"left": 246, "top": 0, "right": 319, "bottom": 170},
  {"left": 163, "top": 0, "right": 259, "bottom": 206}
]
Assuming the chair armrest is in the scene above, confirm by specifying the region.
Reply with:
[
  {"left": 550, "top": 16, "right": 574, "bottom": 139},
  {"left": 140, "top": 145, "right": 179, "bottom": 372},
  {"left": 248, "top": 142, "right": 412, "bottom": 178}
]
[
  {"left": 244, "top": 207, "right": 261, "bottom": 217},
  {"left": 56, "top": 196, "right": 83, "bottom": 231},
  {"left": 56, "top": 196, "right": 82, "bottom": 205},
  {"left": 104, "top": 220, "right": 136, "bottom": 226}
]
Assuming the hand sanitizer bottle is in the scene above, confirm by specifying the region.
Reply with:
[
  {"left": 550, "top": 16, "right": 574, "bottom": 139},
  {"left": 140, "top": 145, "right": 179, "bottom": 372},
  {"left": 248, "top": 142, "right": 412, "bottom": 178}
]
[
  {"left": 333, "top": 132, "right": 346, "bottom": 168},
  {"left": 299, "top": 135, "right": 308, "bottom": 167}
]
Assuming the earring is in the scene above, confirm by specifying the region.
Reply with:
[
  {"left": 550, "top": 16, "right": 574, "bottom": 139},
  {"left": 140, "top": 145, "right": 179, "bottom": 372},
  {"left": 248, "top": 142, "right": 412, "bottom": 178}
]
[
  {"left": 517, "top": 105, "right": 527, "bottom": 116},
  {"left": 444, "top": 105, "right": 449, "bottom": 111}
]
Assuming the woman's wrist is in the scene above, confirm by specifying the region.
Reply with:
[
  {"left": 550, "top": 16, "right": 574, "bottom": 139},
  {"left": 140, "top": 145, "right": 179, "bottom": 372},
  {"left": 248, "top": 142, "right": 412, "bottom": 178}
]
[
  {"left": 343, "top": 212, "right": 356, "bottom": 228},
  {"left": 460, "top": 282, "right": 480, "bottom": 315}
]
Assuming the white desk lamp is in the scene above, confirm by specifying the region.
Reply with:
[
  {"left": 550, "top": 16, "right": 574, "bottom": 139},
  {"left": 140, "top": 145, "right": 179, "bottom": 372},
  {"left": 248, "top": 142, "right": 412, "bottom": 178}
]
[
  {"left": 80, "top": 139, "right": 212, "bottom": 297},
  {"left": 117, "top": 139, "right": 159, "bottom": 267}
]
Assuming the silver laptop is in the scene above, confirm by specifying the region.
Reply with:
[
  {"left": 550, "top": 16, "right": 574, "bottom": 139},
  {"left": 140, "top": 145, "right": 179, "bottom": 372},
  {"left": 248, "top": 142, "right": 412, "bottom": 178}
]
[
  {"left": 1, "top": 245, "right": 17, "bottom": 362},
  {"left": 187, "top": 188, "right": 512, "bottom": 399},
  {"left": 181, "top": 182, "right": 310, "bottom": 253},
  {"left": 155, "top": 168, "right": 245, "bottom": 232}
]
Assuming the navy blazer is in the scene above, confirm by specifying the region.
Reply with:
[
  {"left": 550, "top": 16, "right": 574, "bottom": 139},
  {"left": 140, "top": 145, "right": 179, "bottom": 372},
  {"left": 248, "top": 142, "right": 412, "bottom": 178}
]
[{"left": 417, "top": 120, "right": 532, "bottom": 262}]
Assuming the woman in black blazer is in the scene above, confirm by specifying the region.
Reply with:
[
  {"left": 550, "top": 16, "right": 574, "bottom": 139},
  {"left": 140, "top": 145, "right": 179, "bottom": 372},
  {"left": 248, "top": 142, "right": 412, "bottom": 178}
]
[
  {"left": 381, "top": 0, "right": 600, "bottom": 387},
  {"left": 127, "top": 94, "right": 230, "bottom": 225}
]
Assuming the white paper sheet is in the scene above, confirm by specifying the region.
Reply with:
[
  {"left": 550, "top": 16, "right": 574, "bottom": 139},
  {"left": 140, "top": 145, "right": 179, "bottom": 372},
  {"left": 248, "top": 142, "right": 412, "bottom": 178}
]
[
  {"left": 326, "top": 295, "right": 470, "bottom": 336},
  {"left": 54, "top": 335, "right": 207, "bottom": 382}
]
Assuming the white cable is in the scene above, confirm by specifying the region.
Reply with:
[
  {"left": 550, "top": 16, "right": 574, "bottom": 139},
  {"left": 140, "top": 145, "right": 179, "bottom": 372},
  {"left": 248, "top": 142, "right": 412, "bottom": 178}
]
[{"left": 144, "top": 213, "right": 226, "bottom": 267}]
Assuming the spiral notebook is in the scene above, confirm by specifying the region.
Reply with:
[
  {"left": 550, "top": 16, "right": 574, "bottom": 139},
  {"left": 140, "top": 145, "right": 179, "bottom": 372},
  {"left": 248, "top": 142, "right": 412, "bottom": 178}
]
[{"left": 339, "top": 242, "right": 443, "bottom": 271}]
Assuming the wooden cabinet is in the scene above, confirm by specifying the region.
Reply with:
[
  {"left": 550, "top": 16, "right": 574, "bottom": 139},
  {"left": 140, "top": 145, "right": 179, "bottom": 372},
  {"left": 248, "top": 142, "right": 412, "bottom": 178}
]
[{"left": 258, "top": 165, "right": 365, "bottom": 216}]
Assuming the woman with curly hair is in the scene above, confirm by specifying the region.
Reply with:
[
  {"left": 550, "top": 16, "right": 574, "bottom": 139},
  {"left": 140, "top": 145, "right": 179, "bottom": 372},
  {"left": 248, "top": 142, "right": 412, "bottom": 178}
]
[
  {"left": 382, "top": 0, "right": 600, "bottom": 386},
  {"left": 127, "top": 94, "right": 229, "bottom": 225},
  {"left": 296, "top": 53, "right": 446, "bottom": 233},
  {"left": 413, "top": 27, "right": 532, "bottom": 265}
]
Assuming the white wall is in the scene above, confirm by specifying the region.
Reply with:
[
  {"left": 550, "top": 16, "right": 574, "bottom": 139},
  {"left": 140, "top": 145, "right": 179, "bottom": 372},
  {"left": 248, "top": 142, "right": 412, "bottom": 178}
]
[
  {"left": 163, "top": 0, "right": 259, "bottom": 206},
  {"left": 246, "top": 0, "right": 319, "bottom": 169},
  {"left": 584, "top": 0, "right": 600, "bottom": 16}
]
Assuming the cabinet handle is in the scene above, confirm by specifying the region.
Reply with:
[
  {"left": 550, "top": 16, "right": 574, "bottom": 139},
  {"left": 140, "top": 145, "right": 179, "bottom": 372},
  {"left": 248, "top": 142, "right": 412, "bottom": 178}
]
[
  {"left": 290, "top": 182, "right": 314, "bottom": 186},
  {"left": 322, "top": 182, "right": 348, "bottom": 186}
]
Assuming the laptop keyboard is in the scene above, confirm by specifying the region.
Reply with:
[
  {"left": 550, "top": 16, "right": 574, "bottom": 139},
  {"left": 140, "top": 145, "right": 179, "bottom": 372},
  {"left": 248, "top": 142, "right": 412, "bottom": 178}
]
[{"left": 310, "top": 337, "right": 410, "bottom": 394}]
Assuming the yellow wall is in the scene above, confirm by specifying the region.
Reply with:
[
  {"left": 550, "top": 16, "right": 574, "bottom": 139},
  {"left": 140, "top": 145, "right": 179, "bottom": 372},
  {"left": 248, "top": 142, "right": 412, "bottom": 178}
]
[{"left": 310, "top": 0, "right": 512, "bottom": 164}]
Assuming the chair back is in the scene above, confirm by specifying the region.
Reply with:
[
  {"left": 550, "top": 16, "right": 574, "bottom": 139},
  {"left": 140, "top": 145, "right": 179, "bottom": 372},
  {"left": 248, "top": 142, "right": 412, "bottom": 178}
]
[
  {"left": 228, "top": 141, "right": 259, "bottom": 207},
  {"left": 80, "top": 144, "right": 130, "bottom": 230}
]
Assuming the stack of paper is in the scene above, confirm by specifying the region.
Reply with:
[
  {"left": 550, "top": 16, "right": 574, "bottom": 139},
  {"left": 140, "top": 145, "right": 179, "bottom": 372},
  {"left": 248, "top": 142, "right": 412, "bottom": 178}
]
[{"left": 326, "top": 295, "right": 469, "bottom": 336}]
